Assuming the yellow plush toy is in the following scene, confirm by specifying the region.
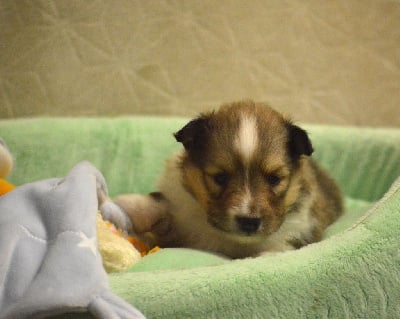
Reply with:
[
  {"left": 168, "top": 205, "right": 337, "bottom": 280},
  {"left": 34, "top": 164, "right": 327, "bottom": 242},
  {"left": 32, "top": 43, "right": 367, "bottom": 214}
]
[
  {"left": 97, "top": 213, "right": 161, "bottom": 272},
  {"left": 96, "top": 213, "right": 142, "bottom": 272},
  {"left": 0, "top": 139, "right": 15, "bottom": 196}
]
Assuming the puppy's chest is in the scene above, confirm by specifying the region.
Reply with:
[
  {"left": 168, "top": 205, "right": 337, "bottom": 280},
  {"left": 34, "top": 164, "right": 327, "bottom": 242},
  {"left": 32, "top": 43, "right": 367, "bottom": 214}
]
[
  {"left": 162, "top": 191, "right": 262, "bottom": 256},
  {"left": 168, "top": 194, "right": 317, "bottom": 257},
  {"left": 264, "top": 198, "right": 318, "bottom": 251}
]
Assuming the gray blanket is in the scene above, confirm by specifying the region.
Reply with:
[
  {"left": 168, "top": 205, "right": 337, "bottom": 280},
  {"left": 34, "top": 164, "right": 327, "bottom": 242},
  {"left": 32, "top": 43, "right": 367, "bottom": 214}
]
[{"left": 0, "top": 162, "right": 144, "bottom": 319}]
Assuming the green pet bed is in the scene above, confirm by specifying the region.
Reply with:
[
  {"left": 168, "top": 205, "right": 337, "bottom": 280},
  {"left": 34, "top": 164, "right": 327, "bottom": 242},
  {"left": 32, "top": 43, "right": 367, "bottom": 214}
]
[{"left": 1, "top": 117, "right": 400, "bottom": 318}]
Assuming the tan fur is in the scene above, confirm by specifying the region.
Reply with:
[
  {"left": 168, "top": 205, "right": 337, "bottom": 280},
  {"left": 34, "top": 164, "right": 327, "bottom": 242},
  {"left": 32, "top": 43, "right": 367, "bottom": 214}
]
[{"left": 112, "top": 101, "right": 343, "bottom": 258}]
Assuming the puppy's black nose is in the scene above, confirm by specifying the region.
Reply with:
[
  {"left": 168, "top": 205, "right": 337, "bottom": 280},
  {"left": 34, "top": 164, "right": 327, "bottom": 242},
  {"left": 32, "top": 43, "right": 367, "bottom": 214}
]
[{"left": 235, "top": 216, "right": 261, "bottom": 234}]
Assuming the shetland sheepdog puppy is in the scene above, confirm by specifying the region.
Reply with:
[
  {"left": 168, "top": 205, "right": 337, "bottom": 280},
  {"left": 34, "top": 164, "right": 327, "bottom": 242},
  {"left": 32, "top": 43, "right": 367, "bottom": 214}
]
[{"left": 103, "top": 100, "right": 343, "bottom": 258}]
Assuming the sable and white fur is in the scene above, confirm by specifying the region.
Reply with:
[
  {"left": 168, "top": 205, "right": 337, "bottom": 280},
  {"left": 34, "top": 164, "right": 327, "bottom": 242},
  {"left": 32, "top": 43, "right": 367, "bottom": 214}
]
[{"left": 105, "top": 101, "right": 343, "bottom": 258}]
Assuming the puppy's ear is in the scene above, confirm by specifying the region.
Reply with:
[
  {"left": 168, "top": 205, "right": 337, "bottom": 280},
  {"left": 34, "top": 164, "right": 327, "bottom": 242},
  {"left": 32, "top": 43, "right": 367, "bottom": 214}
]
[
  {"left": 174, "top": 115, "right": 211, "bottom": 152},
  {"left": 287, "top": 123, "right": 313, "bottom": 161}
]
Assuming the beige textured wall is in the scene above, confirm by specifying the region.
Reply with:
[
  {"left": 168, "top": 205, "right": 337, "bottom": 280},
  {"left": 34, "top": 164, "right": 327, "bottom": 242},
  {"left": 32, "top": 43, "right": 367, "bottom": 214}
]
[{"left": 1, "top": 0, "right": 399, "bottom": 127}]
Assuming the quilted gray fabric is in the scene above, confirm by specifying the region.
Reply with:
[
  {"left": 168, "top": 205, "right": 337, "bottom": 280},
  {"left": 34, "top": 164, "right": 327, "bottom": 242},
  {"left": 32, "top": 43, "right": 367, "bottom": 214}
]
[{"left": 0, "top": 162, "right": 144, "bottom": 319}]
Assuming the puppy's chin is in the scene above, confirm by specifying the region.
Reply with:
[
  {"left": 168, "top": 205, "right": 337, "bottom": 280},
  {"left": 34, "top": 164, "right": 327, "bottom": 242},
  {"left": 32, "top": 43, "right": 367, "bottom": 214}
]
[
  {"left": 207, "top": 214, "right": 282, "bottom": 243},
  {"left": 209, "top": 223, "right": 263, "bottom": 244}
]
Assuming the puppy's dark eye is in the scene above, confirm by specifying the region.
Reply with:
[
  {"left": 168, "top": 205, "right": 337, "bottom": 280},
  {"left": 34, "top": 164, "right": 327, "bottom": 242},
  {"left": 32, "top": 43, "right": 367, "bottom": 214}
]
[
  {"left": 265, "top": 174, "right": 281, "bottom": 187},
  {"left": 213, "top": 173, "right": 230, "bottom": 187}
]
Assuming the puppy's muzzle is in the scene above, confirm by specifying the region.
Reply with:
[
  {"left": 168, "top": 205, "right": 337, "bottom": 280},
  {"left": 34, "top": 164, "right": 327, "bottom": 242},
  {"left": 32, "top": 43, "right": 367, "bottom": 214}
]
[{"left": 235, "top": 216, "right": 262, "bottom": 234}]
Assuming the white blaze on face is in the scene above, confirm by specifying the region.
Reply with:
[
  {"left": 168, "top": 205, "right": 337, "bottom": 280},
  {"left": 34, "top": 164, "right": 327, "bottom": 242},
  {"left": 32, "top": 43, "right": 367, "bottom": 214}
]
[
  {"left": 231, "top": 114, "right": 259, "bottom": 217},
  {"left": 228, "top": 188, "right": 252, "bottom": 217},
  {"left": 235, "top": 114, "right": 258, "bottom": 164},
  {"left": 239, "top": 188, "right": 252, "bottom": 215}
]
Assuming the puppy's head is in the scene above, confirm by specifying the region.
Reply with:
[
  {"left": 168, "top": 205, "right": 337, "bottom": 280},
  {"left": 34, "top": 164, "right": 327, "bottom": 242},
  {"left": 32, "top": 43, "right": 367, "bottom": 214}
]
[{"left": 174, "top": 101, "right": 313, "bottom": 241}]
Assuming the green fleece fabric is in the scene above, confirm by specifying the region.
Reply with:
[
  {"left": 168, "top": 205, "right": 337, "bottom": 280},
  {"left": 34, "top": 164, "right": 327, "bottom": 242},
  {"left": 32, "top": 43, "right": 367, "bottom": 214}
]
[{"left": 1, "top": 117, "right": 400, "bottom": 318}]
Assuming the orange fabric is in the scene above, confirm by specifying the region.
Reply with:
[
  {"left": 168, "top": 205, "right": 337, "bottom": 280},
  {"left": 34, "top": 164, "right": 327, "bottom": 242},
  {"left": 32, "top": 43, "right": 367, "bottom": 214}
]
[
  {"left": 104, "top": 219, "right": 160, "bottom": 256},
  {"left": 0, "top": 179, "right": 15, "bottom": 196}
]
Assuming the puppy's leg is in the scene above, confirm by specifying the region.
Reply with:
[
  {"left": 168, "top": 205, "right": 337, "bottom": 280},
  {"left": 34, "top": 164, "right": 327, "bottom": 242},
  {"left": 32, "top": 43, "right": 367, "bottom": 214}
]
[
  {"left": 100, "top": 192, "right": 172, "bottom": 241},
  {"left": 114, "top": 192, "right": 171, "bottom": 235}
]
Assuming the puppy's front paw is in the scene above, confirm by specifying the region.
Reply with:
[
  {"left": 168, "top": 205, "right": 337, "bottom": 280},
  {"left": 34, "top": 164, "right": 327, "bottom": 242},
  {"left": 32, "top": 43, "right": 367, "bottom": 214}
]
[
  {"left": 113, "top": 193, "right": 170, "bottom": 235},
  {"left": 100, "top": 200, "right": 133, "bottom": 231}
]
